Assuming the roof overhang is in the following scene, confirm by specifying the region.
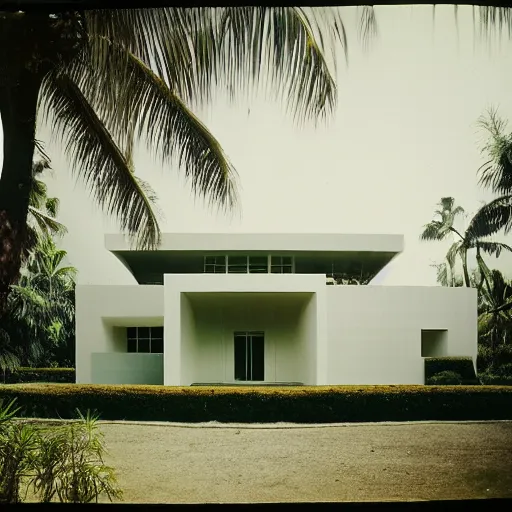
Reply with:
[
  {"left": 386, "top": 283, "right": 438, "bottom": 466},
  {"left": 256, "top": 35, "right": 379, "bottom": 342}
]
[{"left": 106, "top": 233, "right": 404, "bottom": 284}]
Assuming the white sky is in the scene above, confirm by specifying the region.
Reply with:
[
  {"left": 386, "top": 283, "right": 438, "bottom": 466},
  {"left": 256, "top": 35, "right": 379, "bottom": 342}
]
[{"left": 2, "top": 5, "right": 512, "bottom": 286}]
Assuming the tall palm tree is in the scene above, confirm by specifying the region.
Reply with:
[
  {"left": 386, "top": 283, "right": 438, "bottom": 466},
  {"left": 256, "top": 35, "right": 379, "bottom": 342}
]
[
  {"left": 420, "top": 196, "right": 512, "bottom": 287},
  {"left": 0, "top": 7, "right": 368, "bottom": 313},
  {"left": 465, "top": 109, "right": 512, "bottom": 245}
]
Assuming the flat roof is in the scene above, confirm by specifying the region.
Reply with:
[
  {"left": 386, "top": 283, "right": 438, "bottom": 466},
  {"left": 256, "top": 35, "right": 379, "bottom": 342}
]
[
  {"left": 105, "top": 233, "right": 404, "bottom": 253},
  {"left": 106, "top": 233, "right": 404, "bottom": 284}
]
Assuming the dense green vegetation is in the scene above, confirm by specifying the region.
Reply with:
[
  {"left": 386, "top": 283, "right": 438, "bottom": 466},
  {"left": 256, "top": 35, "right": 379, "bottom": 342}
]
[
  {"left": 0, "top": 152, "right": 75, "bottom": 373},
  {"left": 0, "top": 399, "right": 121, "bottom": 503},
  {"left": 421, "top": 109, "right": 512, "bottom": 385},
  {"left": 0, "top": 384, "right": 511, "bottom": 423}
]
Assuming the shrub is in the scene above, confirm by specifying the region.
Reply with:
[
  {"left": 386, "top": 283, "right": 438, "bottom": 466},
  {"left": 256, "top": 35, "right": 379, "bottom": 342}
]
[
  {"left": 427, "top": 371, "right": 463, "bottom": 385},
  {"left": 0, "top": 384, "right": 511, "bottom": 423},
  {"left": 479, "top": 364, "right": 512, "bottom": 386},
  {"left": 5, "top": 368, "right": 75, "bottom": 385},
  {"left": 0, "top": 399, "right": 121, "bottom": 503},
  {"left": 424, "top": 357, "right": 479, "bottom": 385},
  {"left": 478, "top": 344, "right": 512, "bottom": 373},
  {"left": 30, "top": 411, "right": 122, "bottom": 503}
]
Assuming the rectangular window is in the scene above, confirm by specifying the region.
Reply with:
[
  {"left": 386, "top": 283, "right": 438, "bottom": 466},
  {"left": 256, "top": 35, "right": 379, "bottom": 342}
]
[
  {"left": 204, "top": 256, "right": 226, "bottom": 273},
  {"left": 228, "top": 255, "right": 248, "bottom": 273},
  {"left": 249, "top": 256, "right": 268, "bottom": 273},
  {"left": 270, "top": 256, "right": 293, "bottom": 274},
  {"left": 126, "top": 327, "right": 164, "bottom": 353}
]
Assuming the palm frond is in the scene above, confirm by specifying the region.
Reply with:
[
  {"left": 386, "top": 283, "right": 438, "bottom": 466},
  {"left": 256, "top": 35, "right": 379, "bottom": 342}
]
[
  {"left": 477, "top": 241, "right": 512, "bottom": 258},
  {"left": 477, "top": 107, "right": 512, "bottom": 195},
  {"left": 85, "top": 7, "right": 348, "bottom": 124},
  {"left": 446, "top": 241, "right": 462, "bottom": 269},
  {"left": 477, "top": 6, "right": 512, "bottom": 39},
  {"left": 439, "top": 197, "right": 456, "bottom": 213},
  {"left": 45, "top": 197, "right": 60, "bottom": 218},
  {"left": 74, "top": 41, "right": 239, "bottom": 212},
  {"left": 466, "top": 195, "right": 512, "bottom": 240},
  {"left": 39, "top": 72, "right": 161, "bottom": 251},
  {"left": 28, "top": 206, "right": 68, "bottom": 238},
  {"left": 357, "top": 6, "right": 378, "bottom": 51},
  {"left": 420, "top": 221, "right": 448, "bottom": 241}
]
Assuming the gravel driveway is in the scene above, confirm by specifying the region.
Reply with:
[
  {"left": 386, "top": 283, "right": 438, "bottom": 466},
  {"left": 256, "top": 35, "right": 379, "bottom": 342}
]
[{"left": 95, "top": 420, "right": 512, "bottom": 503}]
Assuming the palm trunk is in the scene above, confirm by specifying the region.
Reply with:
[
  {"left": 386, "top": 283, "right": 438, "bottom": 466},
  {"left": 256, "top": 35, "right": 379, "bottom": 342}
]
[
  {"left": 0, "top": 78, "right": 41, "bottom": 314},
  {"left": 0, "top": 13, "right": 54, "bottom": 315},
  {"left": 462, "top": 248, "right": 471, "bottom": 288}
]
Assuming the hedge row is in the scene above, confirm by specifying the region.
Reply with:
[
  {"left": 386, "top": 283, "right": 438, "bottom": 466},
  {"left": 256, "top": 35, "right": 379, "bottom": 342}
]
[
  {"left": 424, "top": 357, "right": 479, "bottom": 385},
  {"left": 4, "top": 368, "right": 75, "bottom": 384},
  {"left": 1, "top": 384, "right": 512, "bottom": 423}
]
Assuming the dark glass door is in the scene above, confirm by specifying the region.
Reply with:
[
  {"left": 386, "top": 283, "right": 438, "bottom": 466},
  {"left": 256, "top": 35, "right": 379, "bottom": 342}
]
[{"left": 234, "top": 332, "right": 265, "bottom": 381}]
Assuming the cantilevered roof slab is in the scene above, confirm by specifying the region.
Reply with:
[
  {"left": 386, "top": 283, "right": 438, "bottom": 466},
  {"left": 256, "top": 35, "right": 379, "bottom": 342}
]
[{"left": 105, "top": 233, "right": 404, "bottom": 284}]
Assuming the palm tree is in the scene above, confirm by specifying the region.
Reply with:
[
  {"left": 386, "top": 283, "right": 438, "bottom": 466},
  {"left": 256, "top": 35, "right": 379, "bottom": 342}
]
[
  {"left": 420, "top": 197, "right": 512, "bottom": 287},
  {"left": 0, "top": 7, "right": 366, "bottom": 313},
  {"left": 465, "top": 109, "right": 512, "bottom": 245},
  {"left": 2, "top": 236, "right": 76, "bottom": 369},
  {"left": 475, "top": 256, "right": 512, "bottom": 367}
]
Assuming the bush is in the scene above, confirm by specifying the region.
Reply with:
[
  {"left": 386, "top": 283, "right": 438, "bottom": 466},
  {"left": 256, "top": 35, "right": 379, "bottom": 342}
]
[
  {"left": 424, "top": 357, "right": 479, "bottom": 385},
  {"left": 0, "top": 384, "right": 512, "bottom": 423},
  {"left": 0, "top": 399, "right": 121, "bottom": 504},
  {"left": 479, "top": 364, "right": 512, "bottom": 385},
  {"left": 427, "top": 371, "right": 463, "bottom": 385},
  {"left": 477, "top": 344, "right": 512, "bottom": 373},
  {"left": 5, "top": 368, "right": 75, "bottom": 384}
]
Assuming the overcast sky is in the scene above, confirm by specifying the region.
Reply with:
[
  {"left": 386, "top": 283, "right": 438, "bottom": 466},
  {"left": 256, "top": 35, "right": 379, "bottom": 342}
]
[{"left": 2, "top": 5, "right": 512, "bottom": 286}]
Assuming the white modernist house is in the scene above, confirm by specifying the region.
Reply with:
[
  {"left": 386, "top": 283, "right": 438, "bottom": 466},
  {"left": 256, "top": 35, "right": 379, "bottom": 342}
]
[{"left": 76, "top": 233, "right": 478, "bottom": 386}]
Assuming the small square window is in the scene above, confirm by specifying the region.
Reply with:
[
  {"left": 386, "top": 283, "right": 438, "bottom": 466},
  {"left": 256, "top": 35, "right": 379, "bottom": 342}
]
[
  {"left": 138, "top": 339, "right": 150, "bottom": 353},
  {"left": 127, "top": 339, "right": 137, "bottom": 353},
  {"left": 127, "top": 327, "right": 137, "bottom": 338},
  {"left": 151, "top": 338, "right": 164, "bottom": 353}
]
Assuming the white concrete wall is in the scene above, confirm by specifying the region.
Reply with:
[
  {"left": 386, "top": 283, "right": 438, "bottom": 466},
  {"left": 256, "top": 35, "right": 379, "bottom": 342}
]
[
  {"left": 75, "top": 285, "right": 164, "bottom": 383},
  {"left": 186, "top": 295, "right": 313, "bottom": 385},
  {"left": 179, "top": 293, "right": 196, "bottom": 386},
  {"left": 296, "top": 295, "right": 319, "bottom": 385},
  {"left": 164, "top": 274, "right": 327, "bottom": 385},
  {"left": 325, "top": 286, "right": 477, "bottom": 385}
]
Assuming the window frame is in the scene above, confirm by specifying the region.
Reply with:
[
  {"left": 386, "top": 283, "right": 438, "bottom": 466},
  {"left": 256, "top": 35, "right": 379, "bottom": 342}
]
[{"left": 126, "top": 326, "right": 164, "bottom": 354}]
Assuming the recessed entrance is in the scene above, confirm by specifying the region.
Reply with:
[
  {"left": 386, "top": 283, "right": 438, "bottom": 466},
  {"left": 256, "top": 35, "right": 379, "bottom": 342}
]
[{"left": 234, "top": 331, "right": 265, "bottom": 381}]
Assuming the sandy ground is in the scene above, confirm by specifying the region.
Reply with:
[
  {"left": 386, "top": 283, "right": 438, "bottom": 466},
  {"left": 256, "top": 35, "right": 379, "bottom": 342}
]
[{"left": 86, "top": 420, "right": 512, "bottom": 504}]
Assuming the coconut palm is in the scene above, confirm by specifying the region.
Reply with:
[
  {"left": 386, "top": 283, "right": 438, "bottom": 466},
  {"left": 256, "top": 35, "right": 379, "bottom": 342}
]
[
  {"left": 0, "top": 7, "right": 367, "bottom": 313},
  {"left": 464, "top": 109, "right": 512, "bottom": 244},
  {"left": 420, "top": 196, "right": 512, "bottom": 288}
]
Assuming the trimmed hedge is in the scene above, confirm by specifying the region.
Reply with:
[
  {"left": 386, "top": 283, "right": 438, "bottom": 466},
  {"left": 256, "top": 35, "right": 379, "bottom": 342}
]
[
  {"left": 0, "top": 384, "right": 511, "bottom": 423},
  {"left": 4, "top": 368, "right": 75, "bottom": 384},
  {"left": 425, "top": 357, "right": 479, "bottom": 385}
]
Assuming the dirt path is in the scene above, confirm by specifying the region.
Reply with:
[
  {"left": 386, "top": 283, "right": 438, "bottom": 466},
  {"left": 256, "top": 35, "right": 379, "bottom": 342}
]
[{"left": 97, "top": 421, "right": 512, "bottom": 503}]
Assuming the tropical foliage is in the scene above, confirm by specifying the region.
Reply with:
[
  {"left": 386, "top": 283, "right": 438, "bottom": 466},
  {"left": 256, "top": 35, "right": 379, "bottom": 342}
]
[
  {"left": 0, "top": 158, "right": 75, "bottom": 372},
  {"left": 423, "top": 108, "right": 512, "bottom": 382},
  {"left": 0, "top": 399, "right": 121, "bottom": 504},
  {"left": 420, "top": 196, "right": 512, "bottom": 288},
  {"left": 0, "top": 7, "right": 364, "bottom": 313}
]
